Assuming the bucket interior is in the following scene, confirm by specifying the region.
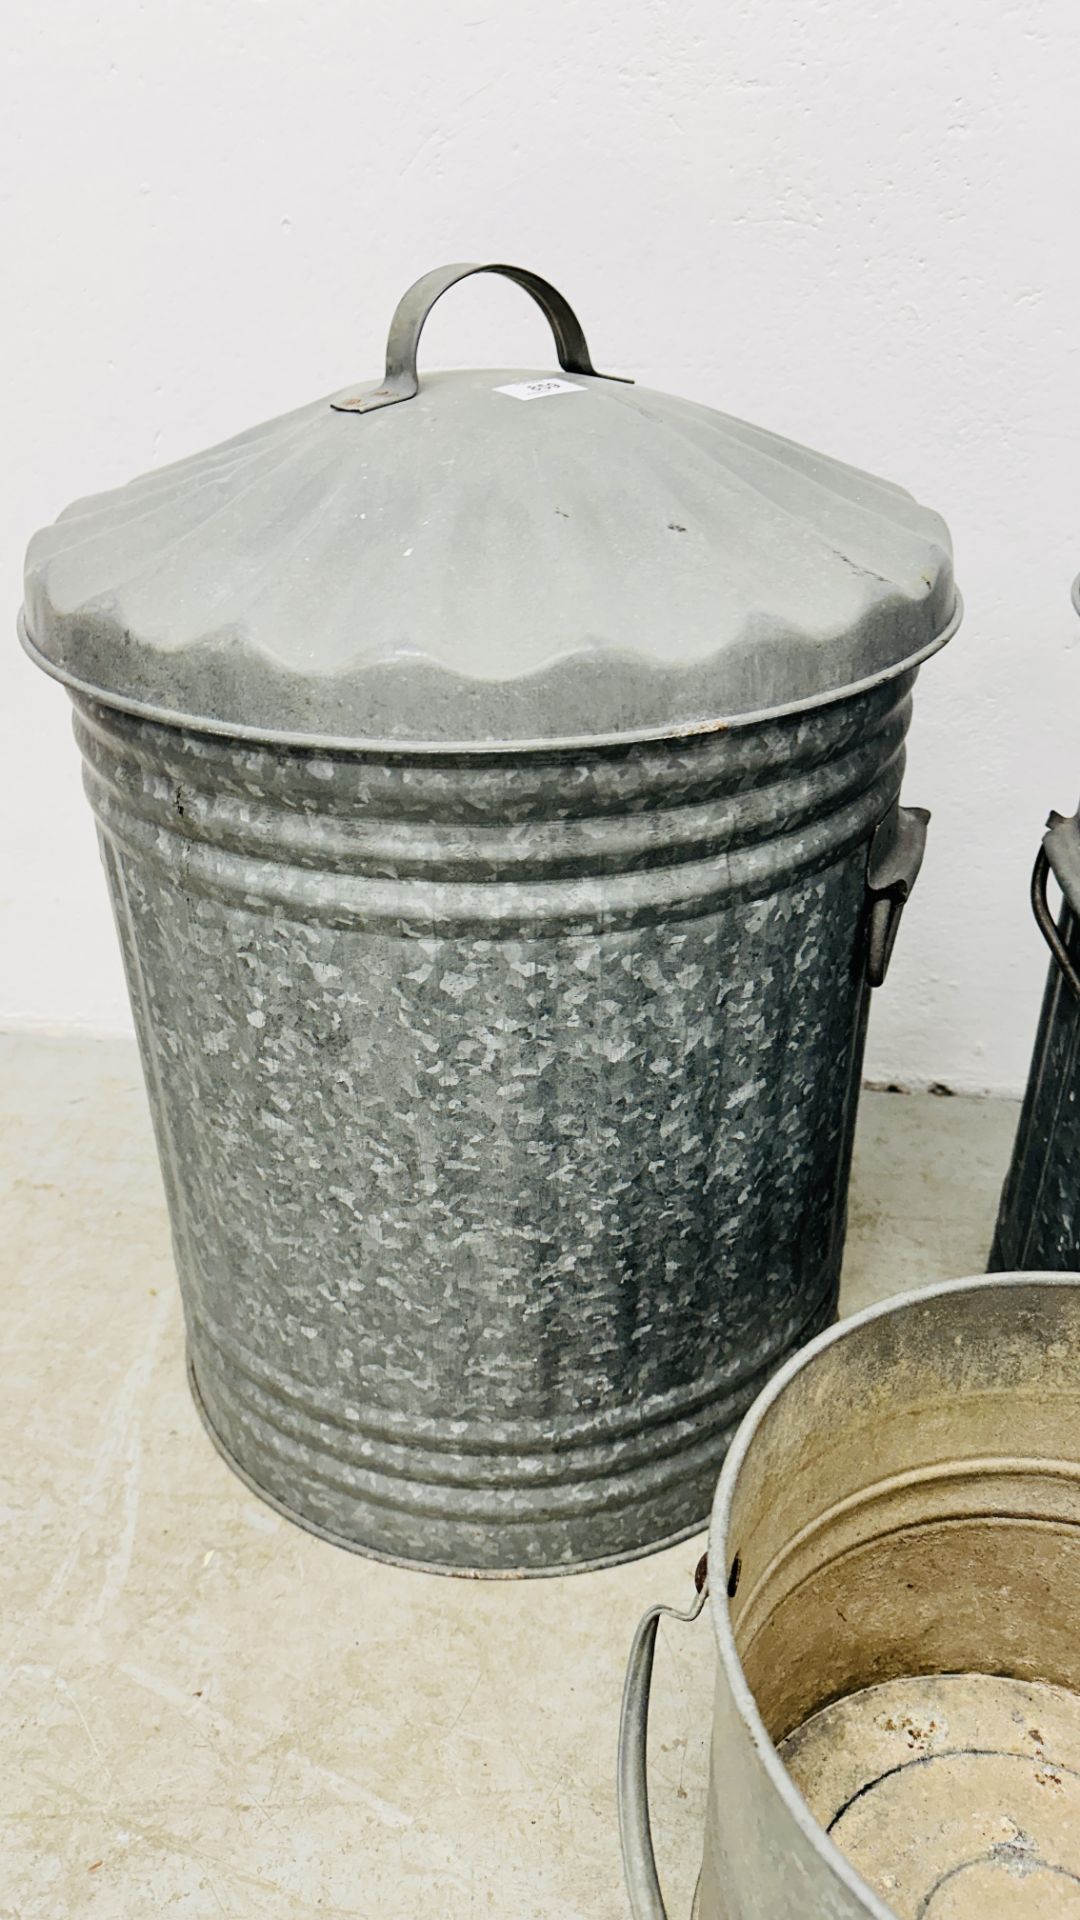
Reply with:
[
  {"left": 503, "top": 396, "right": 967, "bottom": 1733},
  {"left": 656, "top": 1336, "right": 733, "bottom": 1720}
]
[{"left": 724, "top": 1278, "right": 1080, "bottom": 1917}]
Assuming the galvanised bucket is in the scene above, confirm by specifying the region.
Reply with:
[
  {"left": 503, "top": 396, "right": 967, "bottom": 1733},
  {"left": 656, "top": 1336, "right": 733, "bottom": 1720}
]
[
  {"left": 620, "top": 1274, "right": 1080, "bottom": 1918},
  {"left": 992, "top": 579, "right": 1080, "bottom": 1273},
  {"left": 22, "top": 262, "right": 959, "bottom": 1573}
]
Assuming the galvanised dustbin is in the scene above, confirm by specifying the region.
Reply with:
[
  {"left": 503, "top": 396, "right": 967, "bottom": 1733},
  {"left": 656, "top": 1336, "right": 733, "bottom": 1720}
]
[
  {"left": 21, "top": 261, "right": 959, "bottom": 1574},
  {"left": 620, "top": 1274, "right": 1080, "bottom": 1919},
  {"left": 992, "top": 579, "right": 1080, "bottom": 1274}
]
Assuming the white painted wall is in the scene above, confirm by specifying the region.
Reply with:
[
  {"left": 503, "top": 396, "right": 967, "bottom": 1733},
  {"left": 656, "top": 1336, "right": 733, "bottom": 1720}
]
[{"left": 3, "top": 0, "right": 1079, "bottom": 1093}]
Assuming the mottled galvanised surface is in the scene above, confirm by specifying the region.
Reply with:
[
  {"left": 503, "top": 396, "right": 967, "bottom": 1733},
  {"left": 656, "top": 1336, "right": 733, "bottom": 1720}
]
[
  {"left": 991, "top": 903, "right": 1080, "bottom": 1272},
  {"left": 74, "top": 672, "right": 917, "bottom": 1573}
]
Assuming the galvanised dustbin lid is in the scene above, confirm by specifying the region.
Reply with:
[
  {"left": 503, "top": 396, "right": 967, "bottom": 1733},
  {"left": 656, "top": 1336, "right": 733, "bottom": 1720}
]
[{"left": 20, "top": 261, "right": 959, "bottom": 752}]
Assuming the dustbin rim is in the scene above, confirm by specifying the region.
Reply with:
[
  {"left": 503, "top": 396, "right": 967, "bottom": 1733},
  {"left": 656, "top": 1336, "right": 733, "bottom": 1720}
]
[{"left": 18, "top": 594, "right": 963, "bottom": 759}]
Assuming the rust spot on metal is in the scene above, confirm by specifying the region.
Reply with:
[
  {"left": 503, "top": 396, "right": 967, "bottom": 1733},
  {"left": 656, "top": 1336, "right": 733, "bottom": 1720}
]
[{"left": 671, "top": 715, "right": 730, "bottom": 739}]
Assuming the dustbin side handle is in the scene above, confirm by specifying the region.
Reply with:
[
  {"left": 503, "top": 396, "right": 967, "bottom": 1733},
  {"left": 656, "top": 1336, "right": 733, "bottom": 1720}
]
[
  {"left": 865, "top": 803, "right": 931, "bottom": 988},
  {"left": 618, "top": 1556, "right": 709, "bottom": 1920},
  {"left": 1033, "top": 809, "right": 1080, "bottom": 1002},
  {"left": 332, "top": 262, "right": 631, "bottom": 415}
]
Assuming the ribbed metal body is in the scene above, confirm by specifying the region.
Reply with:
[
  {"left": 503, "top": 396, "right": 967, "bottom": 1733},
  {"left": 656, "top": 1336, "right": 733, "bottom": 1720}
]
[
  {"left": 990, "top": 583, "right": 1080, "bottom": 1276},
  {"left": 990, "top": 887, "right": 1080, "bottom": 1271},
  {"left": 76, "top": 670, "right": 915, "bottom": 1573}
]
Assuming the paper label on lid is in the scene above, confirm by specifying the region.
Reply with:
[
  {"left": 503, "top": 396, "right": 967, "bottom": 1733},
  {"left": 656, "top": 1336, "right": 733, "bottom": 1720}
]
[{"left": 494, "top": 379, "right": 586, "bottom": 401}]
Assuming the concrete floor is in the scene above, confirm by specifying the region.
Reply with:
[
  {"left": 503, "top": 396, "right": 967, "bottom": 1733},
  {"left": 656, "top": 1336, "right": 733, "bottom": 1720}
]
[{"left": 0, "top": 1031, "right": 1019, "bottom": 1920}]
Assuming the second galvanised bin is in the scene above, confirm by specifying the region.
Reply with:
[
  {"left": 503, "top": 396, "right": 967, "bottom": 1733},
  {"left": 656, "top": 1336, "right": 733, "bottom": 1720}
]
[
  {"left": 621, "top": 1273, "right": 1080, "bottom": 1919},
  {"left": 21, "top": 261, "right": 959, "bottom": 1574},
  {"left": 991, "top": 577, "right": 1080, "bottom": 1273}
]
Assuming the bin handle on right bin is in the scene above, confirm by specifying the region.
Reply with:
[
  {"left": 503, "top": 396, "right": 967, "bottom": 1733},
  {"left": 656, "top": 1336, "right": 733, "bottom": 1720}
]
[
  {"left": 1033, "top": 809, "right": 1080, "bottom": 1004},
  {"left": 618, "top": 1555, "right": 709, "bottom": 1920}
]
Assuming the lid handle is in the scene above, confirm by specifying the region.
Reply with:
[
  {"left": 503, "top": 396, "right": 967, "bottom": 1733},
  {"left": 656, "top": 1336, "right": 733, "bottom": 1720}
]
[{"left": 331, "top": 262, "right": 631, "bottom": 415}]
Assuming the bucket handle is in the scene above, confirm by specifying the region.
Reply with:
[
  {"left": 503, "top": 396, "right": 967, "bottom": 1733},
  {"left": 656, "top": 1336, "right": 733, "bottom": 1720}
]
[
  {"left": 1033, "top": 809, "right": 1080, "bottom": 1002},
  {"left": 331, "top": 262, "right": 631, "bottom": 415},
  {"left": 618, "top": 1555, "right": 709, "bottom": 1920}
]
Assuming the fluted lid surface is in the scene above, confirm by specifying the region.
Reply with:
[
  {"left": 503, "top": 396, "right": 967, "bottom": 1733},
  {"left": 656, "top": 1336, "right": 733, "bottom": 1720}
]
[{"left": 21, "top": 262, "right": 958, "bottom": 750}]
